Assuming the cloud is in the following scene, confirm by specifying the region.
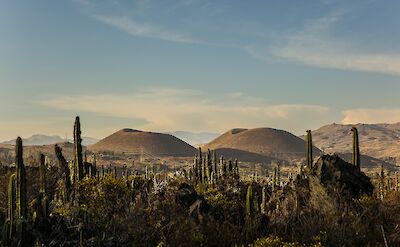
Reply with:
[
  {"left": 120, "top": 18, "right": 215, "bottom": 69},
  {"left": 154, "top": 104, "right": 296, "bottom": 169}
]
[
  {"left": 74, "top": 0, "right": 200, "bottom": 44},
  {"left": 342, "top": 108, "right": 400, "bottom": 124},
  {"left": 38, "top": 89, "right": 331, "bottom": 135},
  {"left": 93, "top": 15, "right": 198, "bottom": 43},
  {"left": 249, "top": 11, "right": 400, "bottom": 76}
]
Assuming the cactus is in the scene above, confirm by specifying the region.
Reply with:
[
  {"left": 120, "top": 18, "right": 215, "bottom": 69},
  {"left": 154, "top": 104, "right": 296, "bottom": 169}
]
[
  {"left": 380, "top": 164, "right": 385, "bottom": 200},
  {"left": 234, "top": 159, "right": 239, "bottom": 178},
  {"left": 277, "top": 162, "right": 281, "bottom": 187},
  {"left": 212, "top": 151, "right": 218, "bottom": 180},
  {"left": 5, "top": 173, "right": 16, "bottom": 244},
  {"left": 351, "top": 127, "right": 360, "bottom": 170},
  {"left": 205, "top": 155, "right": 210, "bottom": 182},
  {"left": 306, "top": 130, "right": 313, "bottom": 168},
  {"left": 55, "top": 144, "right": 71, "bottom": 203},
  {"left": 198, "top": 147, "right": 202, "bottom": 163},
  {"left": 15, "top": 137, "right": 27, "bottom": 222},
  {"left": 201, "top": 157, "right": 206, "bottom": 183},
  {"left": 245, "top": 184, "right": 253, "bottom": 219},
  {"left": 261, "top": 186, "right": 266, "bottom": 214},
  {"left": 227, "top": 160, "right": 231, "bottom": 175},
  {"left": 39, "top": 154, "right": 46, "bottom": 194},
  {"left": 15, "top": 137, "right": 27, "bottom": 244},
  {"left": 206, "top": 150, "right": 212, "bottom": 181},
  {"left": 193, "top": 156, "right": 198, "bottom": 181},
  {"left": 74, "top": 116, "right": 84, "bottom": 181},
  {"left": 272, "top": 166, "right": 277, "bottom": 192}
]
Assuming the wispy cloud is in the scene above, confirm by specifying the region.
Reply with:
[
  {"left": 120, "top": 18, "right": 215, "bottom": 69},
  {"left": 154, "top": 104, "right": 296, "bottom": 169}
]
[
  {"left": 249, "top": 11, "right": 400, "bottom": 76},
  {"left": 342, "top": 108, "right": 400, "bottom": 124},
  {"left": 93, "top": 15, "right": 198, "bottom": 43},
  {"left": 74, "top": 0, "right": 200, "bottom": 44},
  {"left": 38, "top": 89, "right": 332, "bottom": 135}
]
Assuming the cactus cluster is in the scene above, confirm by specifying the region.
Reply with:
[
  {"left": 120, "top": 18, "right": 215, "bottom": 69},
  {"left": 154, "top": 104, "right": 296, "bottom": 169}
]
[{"left": 190, "top": 148, "right": 239, "bottom": 184}]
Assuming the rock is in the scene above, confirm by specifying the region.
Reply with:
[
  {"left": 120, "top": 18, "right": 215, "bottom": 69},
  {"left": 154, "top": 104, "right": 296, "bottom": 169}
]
[
  {"left": 175, "top": 183, "right": 198, "bottom": 207},
  {"left": 310, "top": 154, "right": 374, "bottom": 198},
  {"left": 283, "top": 154, "right": 375, "bottom": 214}
]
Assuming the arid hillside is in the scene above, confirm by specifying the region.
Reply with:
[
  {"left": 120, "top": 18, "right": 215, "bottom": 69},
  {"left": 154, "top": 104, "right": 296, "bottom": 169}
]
[
  {"left": 89, "top": 128, "right": 197, "bottom": 157},
  {"left": 307, "top": 123, "right": 400, "bottom": 164},
  {"left": 203, "top": 128, "right": 321, "bottom": 162}
]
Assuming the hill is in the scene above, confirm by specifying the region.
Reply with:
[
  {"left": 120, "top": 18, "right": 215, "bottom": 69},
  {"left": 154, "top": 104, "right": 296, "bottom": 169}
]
[
  {"left": 89, "top": 128, "right": 197, "bottom": 157},
  {"left": 307, "top": 123, "right": 400, "bottom": 163},
  {"left": 203, "top": 128, "right": 321, "bottom": 162}
]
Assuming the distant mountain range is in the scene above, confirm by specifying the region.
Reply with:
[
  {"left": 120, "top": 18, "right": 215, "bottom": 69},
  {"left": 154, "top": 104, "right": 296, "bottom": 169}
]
[
  {"left": 1, "top": 134, "right": 99, "bottom": 146},
  {"left": 167, "top": 131, "right": 219, "bottom": 146}
]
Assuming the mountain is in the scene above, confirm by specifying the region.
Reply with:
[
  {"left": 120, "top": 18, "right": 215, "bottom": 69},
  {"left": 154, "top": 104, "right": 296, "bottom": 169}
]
[
  {"left": 2, "top": 134, "right": 65, "bottom": 145},
  {"left": 0, "top": 142, "right": 77, "bottom": 164},
  {"left": 2, "top": 134, "right": 99, "bottom": 146},
  {"left": 168, "top": 131, "right": 219, "bottom": 146},
  {"left": 307, "top": 123, "right": 400, "bottom": 163},
  {"left": 88, "top": 128, "right": 197, "bottom": 157},
  {"left": 203, "top": 128, "right": 321, "bottom": 162}
]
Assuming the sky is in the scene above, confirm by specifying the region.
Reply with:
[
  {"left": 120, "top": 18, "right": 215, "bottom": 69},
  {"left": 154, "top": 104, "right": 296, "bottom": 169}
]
[{"left": 1, "top": 0, "right": 400, "bottom": 140}]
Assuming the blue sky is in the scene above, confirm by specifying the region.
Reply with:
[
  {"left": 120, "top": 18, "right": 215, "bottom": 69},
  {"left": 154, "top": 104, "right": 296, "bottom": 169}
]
[{"left": 1, "top": 0, "right": 400, "bottom": 140}]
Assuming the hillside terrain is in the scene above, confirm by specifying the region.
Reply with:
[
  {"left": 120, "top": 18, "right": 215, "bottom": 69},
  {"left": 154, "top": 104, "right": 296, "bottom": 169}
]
[
  {"left": 89, "top": 128, "right": 197, "bottom": 157},
  {"left": 307, "top": 123, "right": 400, "bottom": 164},
  {"left": 203, "top": 128, "right": 321, "bottom": 163}
]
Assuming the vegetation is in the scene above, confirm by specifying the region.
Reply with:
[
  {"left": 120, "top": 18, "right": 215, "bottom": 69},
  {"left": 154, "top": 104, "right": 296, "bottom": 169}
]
[{"left": 0, "top": 118, "right": 399, "bottom": 246}]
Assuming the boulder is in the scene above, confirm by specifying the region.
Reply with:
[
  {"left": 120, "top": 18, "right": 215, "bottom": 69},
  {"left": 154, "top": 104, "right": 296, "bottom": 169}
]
[{"left": 310, "top": 154, "right": 374, "bottom": 198}]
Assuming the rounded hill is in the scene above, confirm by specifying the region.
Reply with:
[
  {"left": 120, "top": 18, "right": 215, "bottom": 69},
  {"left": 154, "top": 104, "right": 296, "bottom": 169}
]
[
  {"left": 203, "top": 128, "right": 320, "bottom": 161},
  {"left": 89, "top": 129, "right": 197, "bottom": 157}
]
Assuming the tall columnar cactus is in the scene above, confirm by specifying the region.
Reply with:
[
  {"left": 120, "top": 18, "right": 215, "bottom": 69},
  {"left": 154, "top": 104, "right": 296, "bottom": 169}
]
[
  {"left": 272, "top": 166, "right": 277, "bottom": 192},
  {"left": 55, "top": 144, "right": 71, "bottom": 202},
  {"left": 220, "top": 156, "right": 225, "bottom": 178},
  {"left": 193, "top": 155, "right": 198, "bottom": 181},
  {"left": 234, "top": 159, "right": 239, "bottom": 178},
  {"left": 212, "top": 151, "right": 218, "bottom": 179},
  {"left": 92, "top": 154, "right": 97, "bottom": 177},
  {"left": 74, "top": 116, "right": 84, "bottom": 181},
  {"left": 39, "top": 154, "right": 46, "bottom": 194},
  {"left": 277, "top": 162, "right": 281, "bottom": 186},
  {"left": 205, "top": 155, "right": 210, "bottom": 182},
  {"left": 206, "top": 149, "right": 212, "bottom": 181},
  {"left": 228, "top": 160, "right": 233, "bottom": 176},
  {"left": 198, "top": 147, "right": 202, "bottom": 163},
  {"left": 306, "top": 130, "right": 313, "bottom": 168},
  {"left": 6, "top": 173, "right": 16, "bottom": 243},
  {"left": 245, "top": 184, "right": 253, "bottom": 219},
  {"left": 351, "top": 127, "right": 360, "bottom": 170},
  {"left": 15, "top": 137, "right": 27, "bottom": 222},
  {"left": 201, "top": 157, "right": 206, "bottom": 183},
  {"left": 261, "top": 186, "right": 266, "bottom": 214}
]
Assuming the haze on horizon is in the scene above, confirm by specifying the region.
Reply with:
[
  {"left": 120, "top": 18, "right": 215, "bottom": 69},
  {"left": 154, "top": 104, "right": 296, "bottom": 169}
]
[{"left": 1, "top": 0, "right": 400, "bottom": 140}]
